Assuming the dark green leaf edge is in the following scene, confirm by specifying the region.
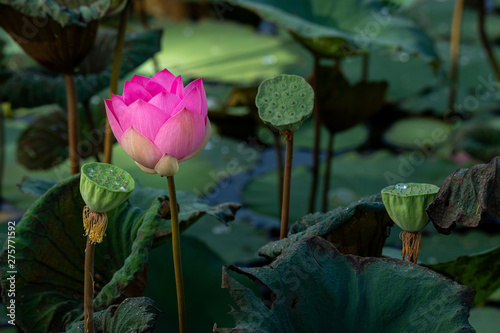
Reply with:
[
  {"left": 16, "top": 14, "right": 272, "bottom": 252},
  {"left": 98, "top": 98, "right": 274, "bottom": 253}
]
[{"left": 258, "top": 194, "right": 392, "bottom": 259}]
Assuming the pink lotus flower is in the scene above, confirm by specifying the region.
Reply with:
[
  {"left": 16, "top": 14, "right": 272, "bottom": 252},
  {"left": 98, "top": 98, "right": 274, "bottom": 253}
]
[{"left": 104, "top": 69, "right": 210, "bottom": 176}]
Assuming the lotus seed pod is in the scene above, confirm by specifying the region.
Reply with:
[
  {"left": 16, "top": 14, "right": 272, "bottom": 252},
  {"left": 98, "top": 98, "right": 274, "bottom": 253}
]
[
  {"left": 256, "top": 74, "right": 314, "bottom": 133},
  {"left": 80, "top": 162, "right": 135, "bottom": 213},
  {"left": 381, "top": 183, "right": 439, "bottom": 232}
]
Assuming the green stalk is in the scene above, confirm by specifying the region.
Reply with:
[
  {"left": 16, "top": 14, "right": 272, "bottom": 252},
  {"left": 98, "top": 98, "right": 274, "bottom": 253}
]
[
  {"left": 280, "top": 132, "right": 294, "bottom": 239},
  {"left": 447, "top": 0, "right": 465, "bottom": 116},
  {"left": 167, "top": 175, "right": 187, "bottom": 333},
  {"left": 84, "top": 238, "right": 95, "bottom": 333},
  {"left": 104, "top": 1, "right": 130, "bottom": 164},
  {"left": 478, "top": 0, "right": 500, "bottom": 89},
  {"left": 321, "top": 132, "right": 334, "bottom": 212},
  {"left": 308, "top": 56, "right": 321, "bottom": 214},
  {"left": 64, "top": 73, "right": 80, "bottom": 175}
]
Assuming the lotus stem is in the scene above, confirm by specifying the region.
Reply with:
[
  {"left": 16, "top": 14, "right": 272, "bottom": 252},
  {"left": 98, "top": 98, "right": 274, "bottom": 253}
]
[
  {"left": 400, "top": 230, "right": 422, "bottom": 263},
  {"left": 167, "top": 175, "right": 187, "bottom": 333},
  {"left": 64, "top": 73, "right": 80, "bottom": 175},
  {"left": 84, "top": 237, "right": 95, "bottom": 333},
  {"left": 446, "top": 0, "right": 464, "bottom": 116},
  {"left": 280, "top": 131, "right": 294, "bottom": 239},
  {"left": 104, "top": 1, "right": 130, "bottom": 164},
  {"left": 308, "top": 56, "right": 321, "bottom": 214},
  {"left": 321, "top": 132, "right": 334, "bottom": 212},
  {"left": 478, "top": 0, "right": 500, "bottom": 90},
  {"left": 273, "top": 130, "right": 284, "bottom": 215}
]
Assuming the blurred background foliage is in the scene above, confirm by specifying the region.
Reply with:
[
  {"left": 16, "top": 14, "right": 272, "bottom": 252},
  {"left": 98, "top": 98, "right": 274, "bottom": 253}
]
[{"left": 1, "top": 0, "right": 500, "bottom": 331}]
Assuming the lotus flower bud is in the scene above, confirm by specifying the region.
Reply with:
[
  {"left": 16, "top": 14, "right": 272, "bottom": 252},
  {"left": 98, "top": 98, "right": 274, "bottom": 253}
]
[
  {"left": 104, "top": 68, "right": 211, "bottom": 176},
  {"left": 80, "top": 162, "right": 135, "bottom": 243}
]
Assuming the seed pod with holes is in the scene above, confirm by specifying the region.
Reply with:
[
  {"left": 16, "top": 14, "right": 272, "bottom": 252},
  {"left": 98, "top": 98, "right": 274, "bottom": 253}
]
[
  {"left": 381, "top": 183, "right": 439, "bottom": 263},
  {"left": 256, "top": 74, "right": 314, "bottom": 133},
  {"left": 381, "top": 183, "right": 439, "bottom": 232},
  {"left": 80, "top": 162, "right": 135, "bottom": 243}
]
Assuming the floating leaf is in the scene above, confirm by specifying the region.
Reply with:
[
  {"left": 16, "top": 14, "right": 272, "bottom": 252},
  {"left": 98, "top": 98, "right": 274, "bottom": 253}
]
[
  {"left": 426, "top": 245, "right": 500, "bottom": 305},
  {"left": 65, "top": 297, "right": 157, "bottom": 333},
  {"left": 426, "top": 156, "right": 500, "bottom": 234},
  {"left": 0, "top": 175, "right": 159, "bottom": 332},
  {"left": 215, "top": 236, "right": 475, "bottom": 332},
  {"left": 141, "top": 20, "right": 311, "bottom": 84},
  {"left": 384, "top": 117, "right": 452, "bottom": 150},
  {"left": 229, "top": 0, "right": 439, "bottom": 65},
  {"left": 258, "top": 194, "right": 393, "bottom": 259},
  {"left": 316, "top": 65, "right": 387, "bottom": 133},
  {"left": 0, "top": 29, "right": 162, "bottom": 108}
]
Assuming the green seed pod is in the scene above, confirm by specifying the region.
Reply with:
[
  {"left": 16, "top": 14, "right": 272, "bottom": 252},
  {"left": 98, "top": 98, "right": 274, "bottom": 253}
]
[
  {"left": 80, "top": 162, "right": 135, "bottom": 213},
  {"left": 381, "top": 183, "right": 439, "bottom": 232},
  {"left": 256, "top": 74, "right": 314, "bottom": 133}
]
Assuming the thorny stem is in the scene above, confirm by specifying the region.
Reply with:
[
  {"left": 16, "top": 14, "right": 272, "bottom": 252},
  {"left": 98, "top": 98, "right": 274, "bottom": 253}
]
[
  {"left": 167, "top": 175, "right": 187, "bottom": 333},
  {"left": 446, "top": 0, "right": 465, "bottom": 117},
  {"left": 104, "top": 1, "right": 130, "bottom": 164},
  {"left": 280, "top": 131, "right": 294, "bottom": 239},
  {"left": 64, "top": 73, "right": 80, "bottom": 175},
  {"left": 321, "top": 132, "right": 334, "bottom": 212},
  {"left": 308, "top": 56, "right": 321, "bottom": 214},
  {"left": 84, "top": 238, "right": 95, "bottom": 333},
  {"left": 478, "top": 0, "right": 500, "bottom": 90}
]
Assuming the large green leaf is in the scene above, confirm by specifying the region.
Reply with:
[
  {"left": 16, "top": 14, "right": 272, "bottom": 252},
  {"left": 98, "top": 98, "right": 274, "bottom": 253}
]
[
  {"left": 258, "top": 194, "right": 393, "bottom": 259},
  {"left": 0, "top": 0, "right": 110, "bottom": 27},
  {"left": 215, "top": 236, "right": 475, "bottom": 332},
  {"left": 426, "top": 245, "right": 500, "bottom": 305},
  {"left": 426, "top": 156, "right": 500, "bottom": 234},
  {"left": 65, "top": 297, "right": 157, "bottom": 332},
  {"left": 229, "top": 0, "right": 439, "bottom": 64},
  {"left": 0, "top": 175, "right": 159, "bottom": 332},
  {"left": 0, "top": 29, "right": 162, "bottom": 108},
  {"left": 0, "top": 175, "right": 238, "bottom": 332}
]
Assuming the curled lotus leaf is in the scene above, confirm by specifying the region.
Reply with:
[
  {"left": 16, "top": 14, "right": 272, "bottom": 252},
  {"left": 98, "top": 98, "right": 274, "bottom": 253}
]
[
  {"left": 215, "top": 236, "right": 475, "bottom": 332},
  {"left": 426, "top": 156, "right": 500, "bottom": 234}
]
